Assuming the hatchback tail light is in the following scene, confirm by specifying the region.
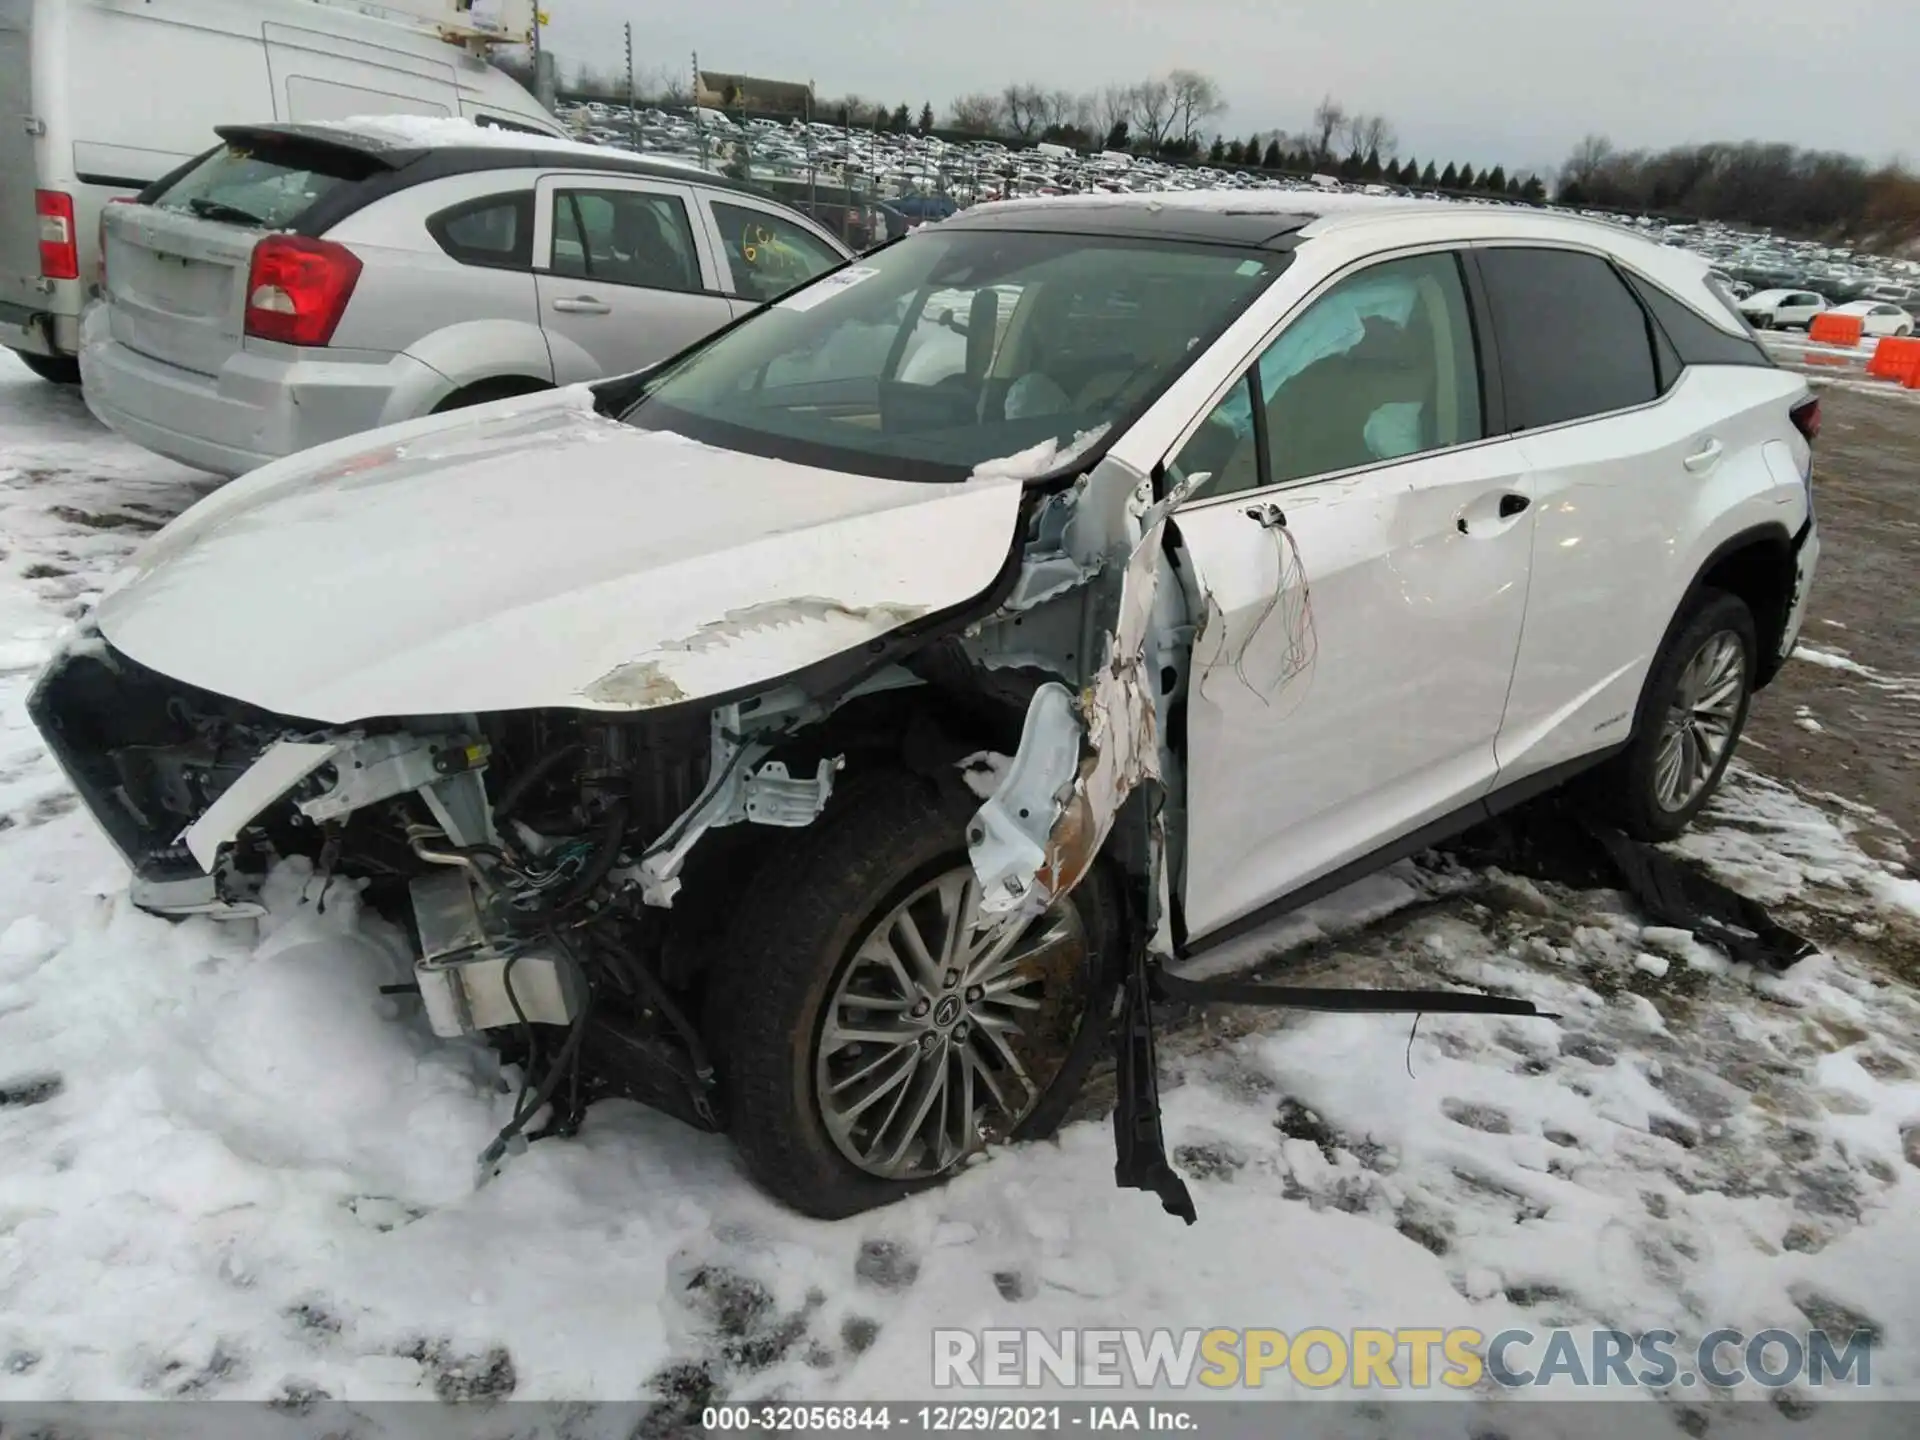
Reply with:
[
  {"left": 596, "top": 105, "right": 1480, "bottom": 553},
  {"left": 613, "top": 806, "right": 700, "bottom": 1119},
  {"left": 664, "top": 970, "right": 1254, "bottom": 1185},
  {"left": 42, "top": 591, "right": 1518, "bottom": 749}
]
[
  {"left": 96, "top": 196, "right": 137, "bottom": 289},
  {"left": 36, "top": 190, "right": 78, "bottom": 280},
  {"left": 1789, "top": 395, "right": 1820, "bottom": 444},
  {"left": 243, "top": 235, "right": 362, "bottom": 346}
]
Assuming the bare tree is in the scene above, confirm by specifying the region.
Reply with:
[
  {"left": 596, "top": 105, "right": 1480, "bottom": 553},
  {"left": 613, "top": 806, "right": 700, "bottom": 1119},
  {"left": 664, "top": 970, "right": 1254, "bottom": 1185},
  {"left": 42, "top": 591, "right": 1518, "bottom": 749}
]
[
  {"left": 1345, "top": 113, "right": 1397, "bottom": 161},
  {"left": 1132, "top": 76, "right": 1176, "bottom": 149},
  {"left": 1167, "top": 69, "right": 1226, "bottom": 149},
  {"left": 1310, "top": 94, "right": 1348, "bottom": 165},
  {"left": 1560, "top": 134, "right": 1615, "bottom": 191},
  {"left": 639, "top": 64, "right": 690, "bottom": 106},
  {"left": 1002, "top": 82, "right": 1048, "bottom": 140},
  {"left": 949, "top": 92, "right": 1007, "bottom": 135},
  {"left": 1095, "top": 84, "right": 1138, "bottom": 140},
  {"left": 1047, "top": 89, "right": 1092, "bottom": 135}
]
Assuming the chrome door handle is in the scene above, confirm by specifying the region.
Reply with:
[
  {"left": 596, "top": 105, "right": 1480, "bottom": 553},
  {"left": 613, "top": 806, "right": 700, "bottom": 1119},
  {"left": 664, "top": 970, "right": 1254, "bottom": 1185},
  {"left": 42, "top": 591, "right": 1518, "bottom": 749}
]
[
  {"left": 1683, "top": 438, "right": 1724, "bottom": 473},
  {"left": 551, "top": 296, "right": 612, "bottom": 315}
]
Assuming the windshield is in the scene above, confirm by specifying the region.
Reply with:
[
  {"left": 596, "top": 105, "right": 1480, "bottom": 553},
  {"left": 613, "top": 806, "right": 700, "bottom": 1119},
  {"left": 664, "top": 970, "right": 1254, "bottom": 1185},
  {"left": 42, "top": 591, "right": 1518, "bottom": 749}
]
[{"left": 619, "top": 227, "right": 1286, "bottom": 482}]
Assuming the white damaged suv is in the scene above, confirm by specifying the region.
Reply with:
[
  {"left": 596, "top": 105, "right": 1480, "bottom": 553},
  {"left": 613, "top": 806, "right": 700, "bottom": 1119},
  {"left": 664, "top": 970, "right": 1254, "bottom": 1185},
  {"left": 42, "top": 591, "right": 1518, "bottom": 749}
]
[{"left": 30, "top": 193, "right": 1820, "bottom": 1217}]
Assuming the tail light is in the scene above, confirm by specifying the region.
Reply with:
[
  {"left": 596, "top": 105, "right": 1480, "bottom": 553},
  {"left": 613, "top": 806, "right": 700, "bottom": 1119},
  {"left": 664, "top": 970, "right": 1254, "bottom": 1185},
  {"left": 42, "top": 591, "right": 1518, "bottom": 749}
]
[
  {"left": 97, "top": 196, "right": 137, "bottom": 290},
  {"left": 243, "top": 235, "right": 362, "bottom": 346},
  {"left": 35, "top": 190, "right": 78, "bottom": 280},
  {"left": 1789, "top": 395, "right": 1820, "bottom": 443}
]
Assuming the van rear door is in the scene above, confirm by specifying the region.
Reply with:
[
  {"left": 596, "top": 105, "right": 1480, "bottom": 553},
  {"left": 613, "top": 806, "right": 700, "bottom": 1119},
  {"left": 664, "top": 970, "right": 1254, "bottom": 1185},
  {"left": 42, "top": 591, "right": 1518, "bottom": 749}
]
[{"left": 0, "top": 0, "right": 45, "bottom": 325}]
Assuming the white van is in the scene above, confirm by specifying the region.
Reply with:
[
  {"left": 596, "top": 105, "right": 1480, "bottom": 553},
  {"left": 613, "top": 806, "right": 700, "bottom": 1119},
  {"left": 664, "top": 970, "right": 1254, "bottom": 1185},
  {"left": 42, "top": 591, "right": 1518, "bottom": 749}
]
[{"left": 1, "top": 0, "right": 560, "bottom": 382}]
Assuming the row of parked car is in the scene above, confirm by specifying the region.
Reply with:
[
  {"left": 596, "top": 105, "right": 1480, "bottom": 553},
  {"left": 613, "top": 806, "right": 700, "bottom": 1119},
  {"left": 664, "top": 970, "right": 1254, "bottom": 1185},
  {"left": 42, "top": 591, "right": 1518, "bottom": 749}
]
[{"left": 1735, "top": 287, "right": 1915, "bottom": 337}]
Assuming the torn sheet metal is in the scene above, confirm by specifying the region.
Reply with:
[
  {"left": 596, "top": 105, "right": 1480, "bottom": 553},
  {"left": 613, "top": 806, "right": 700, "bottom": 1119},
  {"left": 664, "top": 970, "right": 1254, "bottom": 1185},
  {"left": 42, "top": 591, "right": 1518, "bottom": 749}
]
[
  {"left": 966, "top": 683, "right": 1082, "bottom": 910},
  {"left": 973, "top": 468, "right": 1202, "bottom": 923}
]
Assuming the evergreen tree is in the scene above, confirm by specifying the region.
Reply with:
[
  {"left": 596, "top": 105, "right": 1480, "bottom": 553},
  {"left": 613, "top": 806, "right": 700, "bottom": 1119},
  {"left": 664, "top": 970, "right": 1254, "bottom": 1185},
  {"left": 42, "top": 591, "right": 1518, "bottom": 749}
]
[
  {"left": 1484, "top": 164, "right": 1507, "bottom": 194},
  {"left": 1383, "top": 157, "right": 1403, "bottom": 183},
  {"left": 1361, "top": 146, "right": 1382, "bottom": 181},
  {"left": 1214, "top": 137, "right": 1232, "bottom": 165},
  {"left": 1243, "top": 135, "right": 1261, "bottom": 166},
  {"left": 1400, "top": 155, "right": 1418, "bottom": 184},
  {"left": 891, "top": 104, "right": 911, "bottom": 133},
  {"left": 918, "top": 102, "right": 935, "bottom": 133},
  {"left": 1507, "top": 174, "right": 1523, "bottom": 196},
  {"left": 1421, "top": 161, "right": 1438, "bottom": 186},
  {"left": 1263, "top": 138, "right": 1283, "bottom": 169},
  {"left": 1105, "top": 120, "right": 1130, "bottom": 151},
  {"left": 1521, "top": 175, "right": 1546, "bottom": 201},
  {"left": 1456, "top": 163, "right": 1476, "bottom": 189},
  {"left": 1439, "top": 161, "right": 1459, "bottom": 188},
  {"left": 1339, "top": 150, "right": 1363, "bottom": 180}
]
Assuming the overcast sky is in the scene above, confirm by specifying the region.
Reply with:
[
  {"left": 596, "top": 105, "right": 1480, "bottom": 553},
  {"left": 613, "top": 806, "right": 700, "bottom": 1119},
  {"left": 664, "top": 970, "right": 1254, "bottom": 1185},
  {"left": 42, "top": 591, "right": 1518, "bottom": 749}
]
[{"left": 543, "top": 0, "right": 1914, "bottom": 177}]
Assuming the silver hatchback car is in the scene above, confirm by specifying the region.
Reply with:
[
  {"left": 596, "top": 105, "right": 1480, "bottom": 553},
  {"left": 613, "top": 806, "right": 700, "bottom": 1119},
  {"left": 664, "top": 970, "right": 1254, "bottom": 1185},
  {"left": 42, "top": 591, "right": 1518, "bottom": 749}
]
[{"left": 81, "top": 116, "right": 853, "bottom": 476}]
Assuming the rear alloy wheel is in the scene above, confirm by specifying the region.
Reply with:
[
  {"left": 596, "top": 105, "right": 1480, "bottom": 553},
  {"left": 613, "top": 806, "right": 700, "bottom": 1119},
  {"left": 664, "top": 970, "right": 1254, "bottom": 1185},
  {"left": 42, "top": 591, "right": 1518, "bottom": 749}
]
[
  {"left": 1651, "top": 630, "right": 1745, "bottom": 815},
  {"left": 1589, "top": 589, "right": 1756, "bottom": 842},
  {"left": 711, "top": 771, "right": 1120, "bottom": 1218}
]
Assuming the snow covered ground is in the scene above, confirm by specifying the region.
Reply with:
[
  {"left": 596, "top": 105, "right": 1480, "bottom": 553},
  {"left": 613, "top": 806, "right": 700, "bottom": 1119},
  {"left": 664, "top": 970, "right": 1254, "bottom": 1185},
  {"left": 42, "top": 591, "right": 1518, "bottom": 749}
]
[{"left": 1, "top": 352, "right": 1918, "bottom": 1428}]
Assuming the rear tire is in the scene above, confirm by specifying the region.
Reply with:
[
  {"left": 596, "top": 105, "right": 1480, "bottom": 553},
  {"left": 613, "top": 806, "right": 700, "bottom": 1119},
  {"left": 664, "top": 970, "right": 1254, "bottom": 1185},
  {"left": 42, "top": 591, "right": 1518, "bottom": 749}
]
[
  {"left": 11, "top": 350, "right": 81, "bottom": 385},
  {"left": 707, "top": 769, "right": 1124, "bottom": 1219},
  {"left": 1588, "top": 589, "right": 1756, "bottom": 843},
  {"left": 429, "top": 377, "right": 549, "bottom": 413}
]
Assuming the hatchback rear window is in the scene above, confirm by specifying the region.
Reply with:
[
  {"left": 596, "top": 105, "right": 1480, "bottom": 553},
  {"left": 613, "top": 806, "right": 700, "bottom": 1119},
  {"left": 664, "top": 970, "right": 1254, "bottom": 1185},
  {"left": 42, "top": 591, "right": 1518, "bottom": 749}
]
[{"left": 150, "top": 140, "right": 380, "bottom": 230}]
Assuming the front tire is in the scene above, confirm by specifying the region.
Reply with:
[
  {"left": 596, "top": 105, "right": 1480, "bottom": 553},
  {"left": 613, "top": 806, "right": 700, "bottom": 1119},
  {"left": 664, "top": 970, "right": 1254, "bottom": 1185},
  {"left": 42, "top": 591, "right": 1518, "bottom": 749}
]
[
  {"left": 709, "top": 771, "right": 1123, "bottom": 1218},
  {"left": 11, "top": 350, "right": 81, "bottom": 385},
  {"left": 1591, "top": 589, "right": 1756, "bottom": 842}
]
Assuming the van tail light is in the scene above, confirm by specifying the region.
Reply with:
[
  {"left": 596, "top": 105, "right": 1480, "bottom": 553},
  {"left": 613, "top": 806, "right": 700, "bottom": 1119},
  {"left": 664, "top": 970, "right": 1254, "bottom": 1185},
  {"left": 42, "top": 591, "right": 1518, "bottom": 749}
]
[
  {"left": 36, "top": 190, "right": 78, "bottom": 280},
  {"left": 1789, "top": 395, "right": 1821, "bottom": 444},
  {"left": 243, "top": 235, "right": 362, "bottom": 346},
  {"left": 97, "top": 197, "right": 137, "bottom": 289}
]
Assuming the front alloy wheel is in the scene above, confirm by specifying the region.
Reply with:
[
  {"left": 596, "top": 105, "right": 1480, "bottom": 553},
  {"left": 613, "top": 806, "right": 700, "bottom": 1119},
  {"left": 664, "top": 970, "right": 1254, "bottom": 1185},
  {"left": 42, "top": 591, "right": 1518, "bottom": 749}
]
[
  {"left": 1652, "top": 631, "right": 1746, "bottom": 814},
  {"left": 816, "top": 867, "right": 1087, "bottom": 1180},
  {"left": 711, "top": 770, "right": 1119, "bottom": 1218}
]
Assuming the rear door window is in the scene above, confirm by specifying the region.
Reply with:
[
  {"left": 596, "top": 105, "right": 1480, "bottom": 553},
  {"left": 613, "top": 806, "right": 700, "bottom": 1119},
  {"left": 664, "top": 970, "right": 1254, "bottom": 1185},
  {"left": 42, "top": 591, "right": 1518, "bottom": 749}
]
[
  {"left": 709, "top": 200, "right": 844, "bottom": 302},
  {"left": 1476, "top": 247, "right": 1659, "bottom": 431},
  {"left": 150, "top": 140, "right": 379, "bottom": 230},
  {"left": 550, "top": 189, "right": 702, "bottom": 292}
]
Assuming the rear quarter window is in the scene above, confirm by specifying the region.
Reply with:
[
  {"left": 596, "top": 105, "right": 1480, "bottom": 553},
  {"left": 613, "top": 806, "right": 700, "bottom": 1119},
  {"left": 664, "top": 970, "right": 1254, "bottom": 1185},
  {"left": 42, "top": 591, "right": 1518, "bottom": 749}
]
[
  {"left": 1626, "top": 273, "right": 1772, "bottom": 372},
  {"left": 427, "top": 192, "right": 534, "bottom": 270},
  {"left": 1476, "top": 247, "right": 1659, "bottom": 431},
  {"left": 151, "top": 140, "right": 382, "bottom": 230}
]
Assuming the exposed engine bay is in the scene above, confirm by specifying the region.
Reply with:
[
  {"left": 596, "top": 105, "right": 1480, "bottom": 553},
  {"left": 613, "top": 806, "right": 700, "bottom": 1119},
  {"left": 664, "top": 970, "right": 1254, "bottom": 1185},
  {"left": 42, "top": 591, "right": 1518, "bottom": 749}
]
[{"left": 27, "top": 462, "right": 1197, "bottom": 1174}]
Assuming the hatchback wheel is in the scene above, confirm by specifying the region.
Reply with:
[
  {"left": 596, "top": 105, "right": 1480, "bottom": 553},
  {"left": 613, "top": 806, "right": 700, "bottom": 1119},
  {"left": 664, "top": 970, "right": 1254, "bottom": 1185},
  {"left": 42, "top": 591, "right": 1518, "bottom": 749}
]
[
  {"left": 11, "top": 350, "right": 80, "bottom": 385},
  {"left": 1590, "top": 590, "right": 1756, "bottom": 842},
  {"left": 710, "top": 770, "right": 1121, "bottom": 1218}
]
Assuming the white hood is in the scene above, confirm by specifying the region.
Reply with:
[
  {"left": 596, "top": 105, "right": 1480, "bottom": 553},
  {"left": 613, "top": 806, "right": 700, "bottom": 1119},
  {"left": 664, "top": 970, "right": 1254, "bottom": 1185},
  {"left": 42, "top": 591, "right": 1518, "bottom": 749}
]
[{"left": 94, "top": 388, "right": 1026, "bottom": 722}]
